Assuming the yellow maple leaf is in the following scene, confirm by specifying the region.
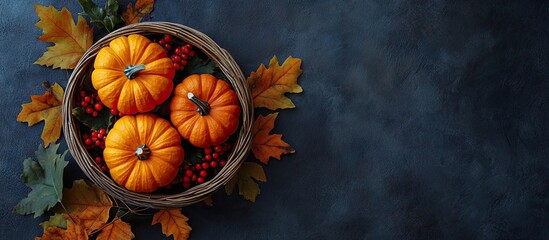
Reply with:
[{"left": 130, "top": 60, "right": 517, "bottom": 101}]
[
  {"left": 122, "top": 0, "right": 155, "bottom": 25},
  {"left": 35, "top": 214, "right": 88, "bottom": 240},
  {"left": 225, "top": 162, "right": 267, "bottom": 202},
  {"left": 152, "top": 209, "right": 192, "bottom": 240},
  {"left": 96, "top": 219, "right": 134, "bottom": 240},
  {"left": 34, "top": 4, "right": 93, "bottom": 69},
  {"left": 252, "top": 113, "right": 295, "bottom": 164},
  {"left": 60, "top": 179, "right": 112, "bottom": 234},
  {"left": 17, "top": 82, "right": 64, "bottom": 147},
  {"left": 247, "top": 56, "right": 303, "bottom": 110}
]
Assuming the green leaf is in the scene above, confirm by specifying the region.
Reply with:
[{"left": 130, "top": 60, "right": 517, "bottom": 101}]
[
  {"left": 39, "top": 213, "right": 67, "bottom": 230},
  {"left": 225, "top": 162, "right": 266, "bottom": 202},
  {"left": 72, "top": 107, "right": 112, "bottom": 130},
  {"left": 186, "top": 57, "right": 217, "bottom": 75},
  {"left": 78, "top": 0, "right": 122, "bottom": 32},
  {"left": 13, "top": 143, "right": 69, "bottom": 218}
]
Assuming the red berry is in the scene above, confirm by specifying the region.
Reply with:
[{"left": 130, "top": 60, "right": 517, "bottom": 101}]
[
  {"left": 97, "top": 133, "right": 104, "bottom": 139},
  {"left": 185, "top": 169, "right": 193, "bottom": 177},
  {"left": 182, "top": 47, "right": 190, "bottom": 54},
  {"left": 212, "top": 153, "right": 220, "bottom": 160},
  {"left": 183, "top": 182, "right": 191, "bottom": 188},
  {"left": 118, "top": 112, "right": 124, "bottom": 117},
  {"left": 199, "top": 170, "right": 207, "bottom": 178},
  {"left": 95, "top": 140, "right": 102, "bottom": 146},
  {"left": 172, "top": 55, "right": 181, "bottom": 62},
  {"left": 84, "top": 138, "right": 92, "bottom": 145},
  {"left": 174, "top": 63, "right": 181, "bottom": 69},
  {"left": 185, "top": 44, "right": 192, "bottom": 48},
  {"left": 99, "top": 128, "right": 106, "bottom": 135},
  {"left": 80, "top": 90, "right": 87, "bottom": 97},
  {"left": 191, "top": 175, "right": 197, "bottom": 182},
  {"left": 204, "top": 147, "right": 212, "bottom": 155},
  {"left": 164, "top": 43, "right": 171, "bottom": 49},
  {"left": 204, "top": 154, "right": 212, "bottom": 161},
  {"left": 158, "top": 39, "right": 165, "bottom": 45},
  {"left": 220, "top": 160, "right": 226, "bottom": 167},
  {"left": 100, "top": 144, "right": 105, "bottom": 149},
  {"left": 92, "top": 111, "right": 99, "bottom": 117},
  {"left": 86, "top": 107, "right": 94, "bottom": 114},
  {"left": 181, "top": 54, "right": 188, "bottom": 60},
  {"left": 110, "top": 108, "right": 118, "bottom": 115},
  {"left": 91, "top": 131, "right": 98, "bottom": 138},
  {"left": 101, "top": 165, "right": 107, "bottom": 172},
  {"left": 181, "top": 60, "right": 188, "bottom": 66},
  {"left": 95, "top": 157, "right": 102, "bottom": 163},
  {"left": 210, "top": 161, "right": 218, "bottom": 168},
  {"left": 183, "top": 176, "right": 190, "bottom": 183},
  {"left": 194, "top": 163, "right": 202, "bottom": 170},
  {"left": 94, "top": 103, "right": 103, "bottom": 111},
  {"left": 175, "top": 47, "right": 182, "bottom": 55},
  {"left": 197, "top": 177, "right": 204, "bottom": 184},
  {"left": 214, "top": 145, "right": 223, "bottom": 153},
  {"left": 84, "top": 96, "right": 91, "bottom": 103},
  {"left": 164, "top": 35, "right": 173, "bottom": 42},
  {"left": 81, "top": 101, "right": 88, "bottom": 107},
  {"left": 189, "top": 51, "right": 196, "bottom": 57},
  {"left": 201, "top": 162, "right": 209, "bottom": 169}
]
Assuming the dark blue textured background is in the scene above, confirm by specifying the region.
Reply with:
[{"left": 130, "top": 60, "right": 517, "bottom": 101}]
[{"left": 2, "top": 0, "right": 549, "bottom": 239}]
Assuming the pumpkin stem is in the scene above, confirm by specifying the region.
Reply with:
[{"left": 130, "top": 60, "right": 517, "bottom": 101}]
[
  {"left": 124, "top": 64, "right": 146, "bottom": 79},
  {"left": 187, "top": 92, "right": 211, "bottom": 116},
  {"left": 135, "top": 144, "right": 151, "bottom": 160}
]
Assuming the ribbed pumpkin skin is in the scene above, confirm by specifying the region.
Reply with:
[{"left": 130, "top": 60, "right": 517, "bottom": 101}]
[
  {"left": 170, "top": 74, "right": 241, "bottom": 148},
  {"left": 103, "top": 114, "right": 184, "bottom": 193},
  {"left": 92, "top": 34, "right": 175, "bottom": 115}
]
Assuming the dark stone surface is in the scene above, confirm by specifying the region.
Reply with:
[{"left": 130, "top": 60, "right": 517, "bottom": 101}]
[{"left": 2, "top": 0, "right": 549, "bottom": 239}]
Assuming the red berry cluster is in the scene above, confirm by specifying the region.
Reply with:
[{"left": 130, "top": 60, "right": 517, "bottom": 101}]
[
  {"left": 82, "top": 128, "right": 107, "bottom": 150},
  {"left": 76, "top": 90, "right": 104, "bottom": 117},
  {"left": 166, "top": 143, "right": 231, "bottom": 190},
  {"left": 155, "top": 34, "right": 196, "bottom": 71},
  {"left": 171, "top": 44, "right": 195, "bottom": 71},
  {"left": 94, "top": 156, "right": 108, "bottom": 173}
]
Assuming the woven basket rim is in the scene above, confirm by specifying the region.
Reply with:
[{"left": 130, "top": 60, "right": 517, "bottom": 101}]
[{"left": 62, "top": 22, "right": 253, "bottom": 209}]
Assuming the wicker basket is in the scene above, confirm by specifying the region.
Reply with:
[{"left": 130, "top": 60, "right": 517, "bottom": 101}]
[{"left": 62, "top": 22, "right": 253, "bottom": 209}]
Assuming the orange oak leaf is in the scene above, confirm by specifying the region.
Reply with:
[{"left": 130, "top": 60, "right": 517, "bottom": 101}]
[
  {"left": 122, "top": 0, "right": 155, "bottom": 25},
  {"left": 96, "top": 219, "right": 134, "bottom": 240},
  {"left": 225, "top": 162, "right": 267, "bottom": 202},
  {"left": 36, "top": 214, "right": 88, "bottom": 240},
  {"left": 17, "top": 82, "right": 64, "bottom": 147},
  {"left": 60, "top": 179, "right": 112, "bottom": 234},
  {"left": 247, "top": 56, "right": 303, "bottom": 110},
  {"left": 152, "top": 209, "right": 192, "bottom": 240},
  {"left": 34, "top": 4, "right": 93, "bottom": 69},
  {"left": 252, "top": 113, "right": 295, "bottom": 164}
]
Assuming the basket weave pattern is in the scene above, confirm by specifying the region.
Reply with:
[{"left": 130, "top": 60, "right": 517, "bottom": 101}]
[{"left": 62, "top": 22, "right": 253, "bottom": 208}]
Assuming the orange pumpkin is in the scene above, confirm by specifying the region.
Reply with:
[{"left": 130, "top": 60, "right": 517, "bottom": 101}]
[
  {"left": 103, "top": 114, "right": 184, "bottom": 193},
  {"left": 91, "top": 34, "right": 175, "bottom": 115},
  {"left": 170, "top": 74, "right": 241, "bottom": 148}
]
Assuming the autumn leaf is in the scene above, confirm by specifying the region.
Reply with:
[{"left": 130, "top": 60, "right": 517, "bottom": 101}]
[
  {"left": 152, "top": 209, "right": 192, "bottom": 240},
  {"left": 40, "top": 213, "right": 68, "bottom": 231},
  {"left": 247, "top": 56, "right": 303, "bottom": 110},
  {"left": 36, "top": 214, "right": 88, "bottom": 240},
  {"left": 60, "top": 179, "right": 113, "bottom": 234},
  {"left": 17, "top": 82, "right": 64, "bottom": 147},
  {"left": 122, "top": 0, "right": 155, "bottom": 25},
  {"left": 96, "top": 219, "right": 135, "bottom": 240},
  {"left": 13, "top": 143, "right": 68, "bottom": 218},
  {"left": 251, "top": 113, "right": 295, "bottom": 164},
  {"left": 203, "top": 196, "right": 213, "bottom": 207},
  {"left": 34, "top": 4, "right": 93, "bottom": 69},
  {"left": 225, "top": 162, "right": 266, "bottom": 202}
]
